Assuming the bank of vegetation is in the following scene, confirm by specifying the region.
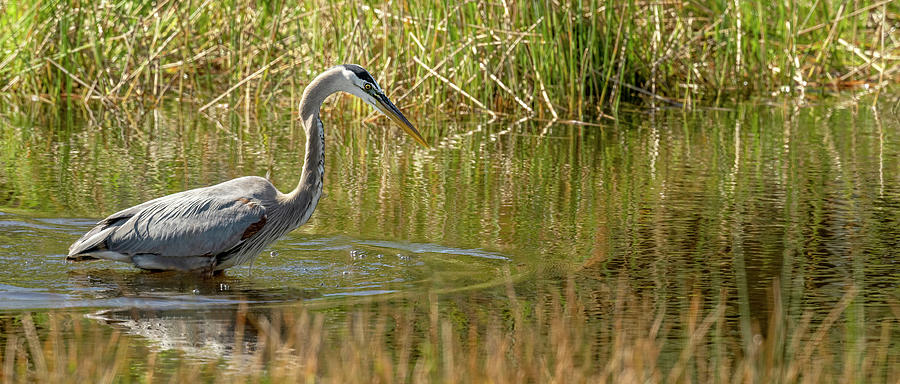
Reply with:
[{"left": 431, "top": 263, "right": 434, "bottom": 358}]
[{"left": 0, "top": 0, "right": 897, "bottom": 119}]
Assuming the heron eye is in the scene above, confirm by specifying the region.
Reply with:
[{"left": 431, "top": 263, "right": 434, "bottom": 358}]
[{"left": 364, "top": 83, "right": 372, "bottom": 91}]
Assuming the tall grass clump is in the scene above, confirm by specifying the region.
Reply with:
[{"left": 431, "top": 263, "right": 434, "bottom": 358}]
[
  {"left": 0, "top": 0, "right": 897, "bottom": 119},
  {"left": 1, "top": 278, "right": 897, "bottom": 383}
]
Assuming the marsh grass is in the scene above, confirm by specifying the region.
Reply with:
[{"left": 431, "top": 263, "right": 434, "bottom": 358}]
[
  {"left": 1, "top": 277, "right": 897, "bottom": 383},
  {"left": 0, "top": 0, "right": 897, "bottom": 119}
]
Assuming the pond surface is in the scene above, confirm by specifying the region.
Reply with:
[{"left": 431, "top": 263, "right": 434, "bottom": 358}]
[{"left": 0, "top": 98, "right": 898, "bottom": 361}]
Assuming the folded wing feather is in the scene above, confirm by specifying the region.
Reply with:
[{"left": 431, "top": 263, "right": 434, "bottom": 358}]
[{"left": 68, "top": 189, "right": 267, "bottom": 260}]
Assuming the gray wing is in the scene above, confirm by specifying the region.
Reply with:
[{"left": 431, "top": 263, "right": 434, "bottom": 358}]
[{"left": 68, "top": 187, "right": 267, "bottom": 260}]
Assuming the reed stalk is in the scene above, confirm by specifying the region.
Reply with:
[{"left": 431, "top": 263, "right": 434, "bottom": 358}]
[{"left": 0, "top": 0, "right": 895, "bottom": 119}]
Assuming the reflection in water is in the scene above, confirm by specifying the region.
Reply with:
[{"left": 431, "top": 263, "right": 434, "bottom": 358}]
[
  {"left": 87, "top": 307, "right": 256, "bottom": 361},
  {"left": 67, "top": 269, "right": 321, "bottom": 305},
  {"left": 0, "top": 269, "right": 319, "bottom": 310},
  {"left": 0, "top": 100, "right": 898, "bottom": 361}
]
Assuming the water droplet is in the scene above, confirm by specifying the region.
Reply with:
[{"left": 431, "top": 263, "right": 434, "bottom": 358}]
[
  {"left": 350, "top": 249, "right": 367, "bottom": 260},
  {"left": 270, "top": 251, "right": 279, "bottom": 258},
  {"left": 191, "top": 289, "right": 200, "bottom": 295}
]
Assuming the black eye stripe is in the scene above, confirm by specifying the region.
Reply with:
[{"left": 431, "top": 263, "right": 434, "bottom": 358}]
[{"left": 343, "top": 64, "right": 377, "bottom": 85}]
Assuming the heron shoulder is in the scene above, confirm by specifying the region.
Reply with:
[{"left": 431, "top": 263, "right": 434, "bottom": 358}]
[{"left": 204, "top": 176, "right": 279, "bottom": 201}]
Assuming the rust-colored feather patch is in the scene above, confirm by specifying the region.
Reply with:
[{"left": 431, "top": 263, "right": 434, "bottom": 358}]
[
  {"left": 242, "top": 216, "right": 267, "bottom": 240},
  {"left": 235, "top": 197, "right": 265, "bottom": 239},
  {"left": 237, "top": 197, "right": 259, "bottom": 207}
]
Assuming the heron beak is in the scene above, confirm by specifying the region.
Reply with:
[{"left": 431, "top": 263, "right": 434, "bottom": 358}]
[{"left": 375, "top": 93, "right": 429, "bottom": 148}]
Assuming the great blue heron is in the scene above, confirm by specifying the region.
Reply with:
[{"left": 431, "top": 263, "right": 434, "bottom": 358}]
[{"left": 67, "top": 64, "right": 427, "bottom": 274}]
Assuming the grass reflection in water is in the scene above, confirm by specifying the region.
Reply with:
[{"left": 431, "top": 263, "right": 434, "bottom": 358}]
[{"left": 0, "top": 100, "right": 898, "bottom": 382}]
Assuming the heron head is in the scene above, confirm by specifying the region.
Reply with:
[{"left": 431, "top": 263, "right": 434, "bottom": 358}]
[{"left": 338, "top": 64, "right": 429, "bottom": 148}]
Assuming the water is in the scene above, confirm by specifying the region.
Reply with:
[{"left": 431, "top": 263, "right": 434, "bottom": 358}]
[
  {"left": 0, "top": 215, "right": 509, "bottom": 308},
  {"left": 0, "top": 99, "right": 898, "bottom": 366}
]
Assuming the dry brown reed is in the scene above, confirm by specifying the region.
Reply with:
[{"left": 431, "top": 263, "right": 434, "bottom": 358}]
[{"left": 1, "top": 277, "right": 896, "bottom": 383}]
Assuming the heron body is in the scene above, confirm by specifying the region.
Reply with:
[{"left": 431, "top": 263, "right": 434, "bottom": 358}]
[{"left": 67, "top": 64, "right": 427, "bottom": 273}]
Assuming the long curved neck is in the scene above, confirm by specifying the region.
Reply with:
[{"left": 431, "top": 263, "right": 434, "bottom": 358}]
[{"left": 285, "top": 67, "right": 347, "bottom": 222}]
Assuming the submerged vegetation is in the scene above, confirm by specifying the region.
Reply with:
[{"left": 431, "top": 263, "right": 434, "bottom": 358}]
[
  {"left": 0, "top": 0, "right": 897, "bottom": 118},
  {"left": 2, "top": 277, "right": 897, "bottom": 383}
]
